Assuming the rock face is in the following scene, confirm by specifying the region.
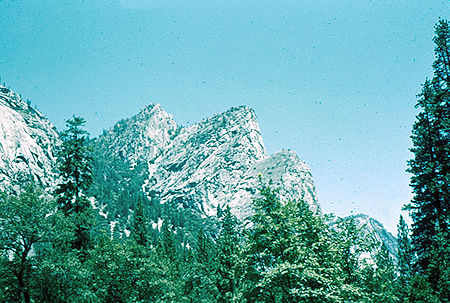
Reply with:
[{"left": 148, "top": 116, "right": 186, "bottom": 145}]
[
  {"left": 94, "top": 104, "right": 178, "bottom": 167},
  {"left": 95, "top": 104, "right": 320, "bottom": 219},
  {"left": 229, "top": 149, "right": 319, "bottom": 220},
  {"left": 326, "top": 213, "right": 398, "bottom": 261},
  {"left": 0, "top": 85, "right": 60, "bottom": 193},
  {"left": 147, "top": 106, "right": 267, "bottom": 217},
  {"left": 350, "top": 213, "right": 398, "bottom": 259}
]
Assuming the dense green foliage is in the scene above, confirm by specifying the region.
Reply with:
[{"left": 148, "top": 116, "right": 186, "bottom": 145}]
[
  {"left": 0, "top": 186, "right": 56, "bottom": 303},
  {"left": 407, "top": 19, "right": 450, "bottom": 302},
  {"left": 1, "top": 179, "right": 405, "bottom": 302},
  {"left": 132, "top": 196, "right": 149, "bottom": 246}
]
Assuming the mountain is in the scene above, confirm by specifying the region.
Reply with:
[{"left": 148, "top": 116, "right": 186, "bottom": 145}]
[
  {"left": 326, "top": 213, "right": 398, "bottom": 261},
  {"left": 350, "top": 213, "right": 398, "bottom": 259},
  {"left": 0, "top": 85, "right": 60, "bottom": 193},
  {"left": 229, "top": 149, "right": 319, "bottom": 220},
  {"left": 0, "top": 84, "right": 397, "bottom": 257},
  {"left": 93, "top": 104, "right": 320, "bottom": 221},
  {"left": 93, "top": 103, "right": 178, "bottom": 167},
  {"left": 91, "top": 103, "right": 397, "bottom": 259}
]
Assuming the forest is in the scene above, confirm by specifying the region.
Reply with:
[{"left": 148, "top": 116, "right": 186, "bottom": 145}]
[{"left": 0, "top": 19, "right": 449, "bottom": 303}]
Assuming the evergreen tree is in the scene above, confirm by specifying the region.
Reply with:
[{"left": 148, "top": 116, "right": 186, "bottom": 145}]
[
  {"left": 408, "top": 274, "right": 439, "bottom": 303},
  {"left": 159, "top": 219, "right": 177, "bottom": 262},
  {"left": 426, "top": 223, "right": 450, "bottom": 301},
  {"left": 396, "top": 215, "right": 413, "bottom": 302},
  {"left": 407, "top": 19, "right": 450, "bottom": 296},
  {"left": 156, "top": 220, "right": 188, "bottom": 301},
  {"left": 55, "top": 116, "right": 94, "bottom": 254},
  {"left": 216, "top": 205, "right": 239, "bottom": 303},
  {"left": 132, "top": 196, "right": 148, "bottom": 246},
  {"left": 371, "top": 243, "right": 398, "bottom": 302},
  {"left": 117, "top": 190, "right": 131, "bottom": 220},
  {"left": 56, "top": 116, "right": 93, "bottom": 213},
  {"left": 184, "top": 230, "right": 218, "bottom": 303}
]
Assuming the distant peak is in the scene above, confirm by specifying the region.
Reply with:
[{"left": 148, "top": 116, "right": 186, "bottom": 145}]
[
  {"left": 225, "top": 105, "right": 256, "bottom": 116},
  {"left": 352, "top": 213, "right": 369, "bottom": 219},
  {"left": 269, "top": 150, "right": 311, "bottom": 168},
  {"left": 132, "top": 103, "right": 174, "bottom": 122},
  {"left": 142, "top": 102, "right": 158, "bottom": 109},
  {"left": 230, "top": 105, "right": 253, "bottom": 111},
  {"left": 272, "top": 149, "right": 297, "bottom": 158},
  {"left": 207, "top": 105, "right": 257, "bottom": 123},
  {"left": 139, "top": 103, "right": 163, "bottom": 114}
]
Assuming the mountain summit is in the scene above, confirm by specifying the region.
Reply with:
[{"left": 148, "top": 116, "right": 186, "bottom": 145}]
[
  {"left": 94, "top": 104, "right": 320, "bottom": 219},
  {"left": 94, "top": 103, "right": 178, "bottom": 166}
]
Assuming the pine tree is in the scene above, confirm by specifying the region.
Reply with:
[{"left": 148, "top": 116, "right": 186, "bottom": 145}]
[
  {"left": 55, "top": 116, "right": 94, "bottom": 254},
  {"left": 155, "top": 220, "right": 187, "bottom": 301},
  {"left": 407, "top": 19, "right": 450, "bottom": 296},
  {"left": 427, "top": 223, "right": 450, "bottom": 301},
  {"left": 56, "top": 116, "right": 93, "bottom": 213},
  {"left": 216, "top": 205, "right": 239, "bottom": 303},
  {"left": 159, "top": 219, "right": 177, "bottom": 262},
  {"left": 396, "top": 215, "right": 413, "bottom": 302},
  {"left": 132, "top": 196, "right": 148, "bottom": 246},
  {"left": 371, "top": 243, "right": 398, "bottom": 302},
  {"left": 184, "top": 230, "right": 218, "bottom": 302}
]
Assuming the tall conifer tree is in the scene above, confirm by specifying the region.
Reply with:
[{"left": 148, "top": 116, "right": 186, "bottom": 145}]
[
  {"left": 396, "top": 215, "right": 413, "bottom": 302},
  {"left": 159, "top": 219, "right": 177, "bottom": 262},
  {"left": 407, "top": 19, "right": 450, "bottom": 296},
  {"left": 132, "top": 196, "right": 148, "bottom": 246},
  {"left": 55, "top": 116, "right": 94, "bottom": 253},
  {"left": 216, "top": 205, "right": 238, "bottom": 303}
]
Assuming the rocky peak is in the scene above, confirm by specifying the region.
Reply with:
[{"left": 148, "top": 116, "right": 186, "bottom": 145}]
[
  {"left": 229, "top": 149, "right": 320, "bottom": 220},
  {"left": 0, "top": 85, "right": 60, "bottom": 193},
  {"left": 350, "top": 213, "right": 398, "bottom": 259},
  {"left": 91, "top": 101, "right": 320, "bottom": 218},
  {"left": 94, "top": 103, "right": 178, "bottom": 165},
  {"left": 145, "top": 105, "right": 267, "bottom": 215}
]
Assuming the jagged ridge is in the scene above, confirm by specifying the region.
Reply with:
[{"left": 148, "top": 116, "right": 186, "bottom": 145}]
[{"left": 94, "top": 104, "right": 320, "bottom": 219}]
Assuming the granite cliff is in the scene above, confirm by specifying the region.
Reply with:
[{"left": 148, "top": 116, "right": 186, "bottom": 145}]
[
  {"left": 93, "top": 104, "right": 319, "bottom": 220},
  {"left": 0, "top": 85, "right": 60, "bottom": 193}
]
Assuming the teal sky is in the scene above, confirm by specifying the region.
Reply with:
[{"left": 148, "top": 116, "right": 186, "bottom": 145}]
[{"left": 1, "top": 0, "right": 449, "bottom": 233}]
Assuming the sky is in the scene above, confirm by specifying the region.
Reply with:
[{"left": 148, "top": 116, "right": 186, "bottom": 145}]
[{"left": 1, "top": 0, "right": 449, "bottom": 233}]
